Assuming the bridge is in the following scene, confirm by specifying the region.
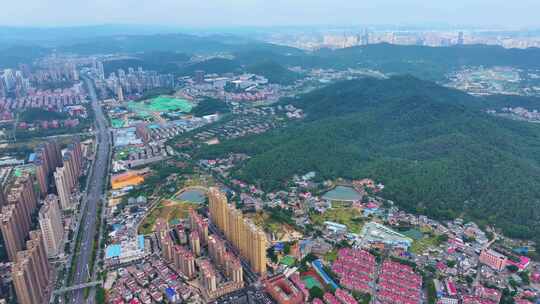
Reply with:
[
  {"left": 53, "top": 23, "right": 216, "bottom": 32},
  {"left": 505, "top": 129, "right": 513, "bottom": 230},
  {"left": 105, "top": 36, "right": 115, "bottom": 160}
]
[{"left": 53, "top": 281, "right": 103, "bottom": 295}]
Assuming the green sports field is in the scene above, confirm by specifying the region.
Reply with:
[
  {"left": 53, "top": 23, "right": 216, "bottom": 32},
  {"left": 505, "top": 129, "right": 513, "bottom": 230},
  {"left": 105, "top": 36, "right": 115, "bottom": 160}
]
[
  {"left": 303, "top": 275, "right": 324, "bottom": 289},
  {"left": 128, "top": 95, "right": 193, "bottom": 113}
]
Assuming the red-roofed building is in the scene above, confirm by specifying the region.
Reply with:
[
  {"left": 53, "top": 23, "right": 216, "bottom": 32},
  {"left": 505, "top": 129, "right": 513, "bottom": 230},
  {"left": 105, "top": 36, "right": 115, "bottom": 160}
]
[
  {"left": 264, "top": 275, "right": 305, "bottom": 304},
  {"left": 323, "top": 292, "right": 340, "bottom": 304},
  {"left": 506, "top": 256, "right": 530, "bottom": 271},
  {"left": 479, "top": 249, "right": 507, "bottom": 271},
  {"left": 335, "top": 288, "right": 358, "bottom": 304}
]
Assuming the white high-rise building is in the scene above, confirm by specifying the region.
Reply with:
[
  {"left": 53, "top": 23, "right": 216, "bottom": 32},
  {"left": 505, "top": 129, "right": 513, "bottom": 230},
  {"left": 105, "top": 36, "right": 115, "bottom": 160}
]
[
  {"left": 38, "top": 194, "right": 64, "bottom": 257},
  {"left": 54, "top": 167, "right": 72, "bottom": 210}
]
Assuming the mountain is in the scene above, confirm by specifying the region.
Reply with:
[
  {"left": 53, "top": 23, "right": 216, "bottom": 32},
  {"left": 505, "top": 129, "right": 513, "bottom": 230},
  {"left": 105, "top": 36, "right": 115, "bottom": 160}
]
[
  {"left": 0, "top": 45, "right": 49, "bottom": 69},
  {"left": 195, "top": 76, "right": 540, "bottom": 243},
  {"left": 308, "top": 44, "right": 540, "bottom": 80},
  {"left": 246, "top": 60, "right": 302, "bottom": 85},
  {"left": 103, "top": 51, "right": 191, "bottom": 75}
]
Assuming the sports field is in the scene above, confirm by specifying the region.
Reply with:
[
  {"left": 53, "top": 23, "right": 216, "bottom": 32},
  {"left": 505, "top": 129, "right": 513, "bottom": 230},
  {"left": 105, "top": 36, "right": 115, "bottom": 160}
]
[
  {"left": 302, "top": 275, "right": 324, "bottom": 289},
  {"left": 128, "top": 95, "right": 193, "bottom": 113}
]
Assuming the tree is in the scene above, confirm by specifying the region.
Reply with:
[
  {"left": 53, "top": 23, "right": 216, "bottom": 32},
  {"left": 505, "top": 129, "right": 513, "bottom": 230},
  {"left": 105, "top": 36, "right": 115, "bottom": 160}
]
[
  {"left": 446, "top": 260, "right": 457, "bottom": 268},
  {"left": 284, "top": 243, "right": 292, "bottom": 255},
  {"left": 519, "top": 271, "right": 530, "bottom": 285},
  {"left": 506, "top": 264, "right": 519, "bottom": 273},
  {"left": 267, "top": 247, "right": 278, "bottom": 263},
  {"left": 427, "top": 280, "right": 437, "bottom": 304},
  {"left": 309, "top": 286, "right": 324, "bottom": 300},
  {"left": 351, "top": 291, "right": 371, "bottom": 304},
  {"left": 95, "top": 287, "right": 106, "bottom": 304},
  {"left": 436, "top": 234, "right": 449, "bottom": 244}
]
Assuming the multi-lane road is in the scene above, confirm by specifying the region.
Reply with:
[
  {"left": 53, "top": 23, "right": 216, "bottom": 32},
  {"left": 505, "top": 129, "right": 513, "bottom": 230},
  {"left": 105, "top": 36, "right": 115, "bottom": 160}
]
[{"left": 71, "top": 77, "right": 111, "bottom": 304}]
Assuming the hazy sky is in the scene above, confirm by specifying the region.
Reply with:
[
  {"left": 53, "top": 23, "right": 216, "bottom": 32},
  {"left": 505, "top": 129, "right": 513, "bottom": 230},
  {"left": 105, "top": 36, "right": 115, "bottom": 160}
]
[{"left": 2, "top": 0, "right": 539, "bottom": 28}]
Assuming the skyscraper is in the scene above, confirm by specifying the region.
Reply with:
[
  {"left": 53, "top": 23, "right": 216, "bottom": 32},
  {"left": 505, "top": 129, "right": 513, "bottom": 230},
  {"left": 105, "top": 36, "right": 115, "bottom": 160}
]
[
  {"left": 194, "top": 70, "right": 205, "bottom": 84},
  {"left": 38, "top": 195, "right": 64, "bottom": 257},
  {"left": 0, "top": 173, "right": 39, "bottom": 261},
  {"left": 54, "top": 167, "right": 72, "bottom": 210},
  {"left": 33, "top": 141, "right": 62, "bottom": 197},
  {"left": 0, "top": 205, "right": 26, "bottom": 261},
  {"left": 190, "top": 231, "right": 201, "bottom": 256},
  {"left": 53, "top": 137, "right": 82, "bottom": 210},
  {"left": 361, "top": 28, "right": 370, "bottom": 45},
  {"left": 208, "top": 187, "right": 267, "bottom": 274},
  {"left": 457, "top": 31, "right": 464, "bottom": 45},
  {"left": 0, "top": 184, "right": 5, "bottom": 208},
  {"left": 172, "top": 245, "right": 196, "bottom": 279},
  {"left": 116, "top": 85, "right": 124, "bottom": 102},
  {"left": 12, "top": 231, "right": 51, "bottom": 304}
]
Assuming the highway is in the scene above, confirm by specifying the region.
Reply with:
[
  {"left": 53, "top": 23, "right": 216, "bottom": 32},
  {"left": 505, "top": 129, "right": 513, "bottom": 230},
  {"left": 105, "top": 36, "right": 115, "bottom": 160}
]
[{"left": 71, "top": 77, "right": 111, "bottom": 304}]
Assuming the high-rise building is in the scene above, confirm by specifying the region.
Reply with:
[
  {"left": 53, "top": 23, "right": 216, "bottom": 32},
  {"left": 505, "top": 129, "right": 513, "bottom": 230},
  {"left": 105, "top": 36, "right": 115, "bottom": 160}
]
[
  {"left": 457, "top": 31, "right": 464, "bottom": 45},
  {"left": 0, "top": 184, "right": 5, "bottom": 208},
  {"left": 189, "top": 208, "right": 209, "bottom": 244},
  {"left": 116, "top": 85, "right": 124, "bottom": 102},
  {"left": 54, "top": 167, "right": 72, "bottom": 210},
  {"left": 224, "top": 252, "right": 243, "bottom": 284},
  {"left": 190, "top": 231, "right": 201, "bottom": 257},
  {"left": 0, "top": 205, "right": 26, "bottom": 261},
  {"left": 208, "top": 187, "right": 267, "bottom": 274},
  {"left": 12, "top": 231, "right": 51, "bottom": 304},
  {"left": 172, "top": 245, "right": 196, "bottom": 279},
  {"left": 194, "top": 70, "right": 205, "bottom": 84},
  {"left": 208, "top": 235, "right": 227, "bottom": 268},
  {"left": 0, "top": 77, "right": 5, "bottom": 98},
  {"left": 38, "top": 195, "right": 64, "bottom": 257},
  {"left": 53, "top": 137, "right": 82, "bottom": 210},
  {"left": 33, "top": 141, "right": 62, "bottom": 197},
  {"left": 361, "top": 29, "right": 370, "bottom": 45},
  {"left": 0, "top": 173, "right": 39, "bottom": 261},
  {"left": 199, "top": 259, "right": 217, "bottom": 293},
  {"left": 97, "top": 61, "right": 105, "bottom": 80}
]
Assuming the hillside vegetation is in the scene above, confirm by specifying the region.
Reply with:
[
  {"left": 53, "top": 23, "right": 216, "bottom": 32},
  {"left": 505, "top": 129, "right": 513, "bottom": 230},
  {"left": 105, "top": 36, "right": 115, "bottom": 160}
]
[{"left": 196, "top": 76, "right": 540, "bottom": 243}]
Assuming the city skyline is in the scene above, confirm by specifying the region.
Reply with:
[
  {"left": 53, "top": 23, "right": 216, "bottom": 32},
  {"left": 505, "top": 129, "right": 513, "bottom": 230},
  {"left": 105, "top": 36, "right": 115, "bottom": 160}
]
[{"left": 1, "top": 0, "right": 540, "bottom": 28}]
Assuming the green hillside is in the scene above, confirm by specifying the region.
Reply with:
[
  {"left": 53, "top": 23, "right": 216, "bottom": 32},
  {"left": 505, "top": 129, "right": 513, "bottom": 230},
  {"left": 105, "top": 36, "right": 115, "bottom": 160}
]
[
  {"left": 246, "top": 60, "right": 302, "bottom": 85},
  {"left": 195, "top": 76, "right": 540, "bottom": 242}
]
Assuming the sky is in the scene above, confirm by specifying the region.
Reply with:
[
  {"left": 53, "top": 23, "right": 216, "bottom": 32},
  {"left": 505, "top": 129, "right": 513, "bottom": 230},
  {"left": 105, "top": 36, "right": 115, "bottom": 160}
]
[{"left": 2, "top": 0, "right": 540, "bottom": 28}]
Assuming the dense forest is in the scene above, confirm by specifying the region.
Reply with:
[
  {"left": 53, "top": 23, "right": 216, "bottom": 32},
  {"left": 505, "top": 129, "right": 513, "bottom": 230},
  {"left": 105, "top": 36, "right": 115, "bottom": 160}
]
[
  {"left": 191, "top": 98, "right": 230, "bottom": 117},
  {"left": 246, "top": 60, "right": 302, "bottom": 85},
  {"left": 103, "top": 51, "right": 190, "bottom": 75},
  {"left": 20, "top": 108, "right": 69, "bottom": 121},
  {"left": 0, "top": 45, "right": 48, "bottom": 69},
  {"left": 195, "top": 76, "right": 540, "bottom": 244}
]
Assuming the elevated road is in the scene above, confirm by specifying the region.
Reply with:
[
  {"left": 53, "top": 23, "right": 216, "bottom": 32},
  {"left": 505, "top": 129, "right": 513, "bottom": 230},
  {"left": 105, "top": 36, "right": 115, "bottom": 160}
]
[
  {"left": 54, "top": 281, "right": 103, "bottom": 295},
  {"left": 70, "top": 77, "right": 111, "bottom": 304}
]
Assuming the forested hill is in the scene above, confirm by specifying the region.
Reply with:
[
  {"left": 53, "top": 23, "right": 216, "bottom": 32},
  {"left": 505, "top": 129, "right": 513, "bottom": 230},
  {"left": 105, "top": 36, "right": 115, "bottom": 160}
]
[{"left": 196, "top": 76, "right": 540, "bottom": 243}]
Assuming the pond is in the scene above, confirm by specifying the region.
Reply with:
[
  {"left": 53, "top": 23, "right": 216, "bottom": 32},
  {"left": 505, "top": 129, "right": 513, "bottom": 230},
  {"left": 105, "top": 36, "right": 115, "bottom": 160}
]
[
  {"left": 322, "top": 186, "right": 362, "bottom": 202},
  {"left": 177, "top": 189, "right": 206, "bottom": 203}
]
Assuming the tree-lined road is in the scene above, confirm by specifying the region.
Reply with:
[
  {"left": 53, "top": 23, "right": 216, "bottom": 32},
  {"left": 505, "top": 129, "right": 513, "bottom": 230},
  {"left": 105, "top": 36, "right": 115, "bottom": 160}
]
[{"left": 71, "top": 77, "right": 111, "bottom": 304}]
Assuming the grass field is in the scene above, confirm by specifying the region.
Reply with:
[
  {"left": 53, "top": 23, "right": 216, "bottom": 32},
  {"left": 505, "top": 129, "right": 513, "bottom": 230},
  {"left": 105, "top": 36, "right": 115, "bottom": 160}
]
[
  {"left": 111, "top": 118, "right": 125, "bottom": 128},
  {"left": 409, "top": 228, "right": 444, "bottom": 254},
  {"left": 139, "top": 199, "right": 198, "bottom": 235},
  {"left": 250, "top": 212, "right": 302, "bottom": 241},
  {"left": 128, "top": 95, "right": 193, "bottom": 114},
  {"left": 303, "top": 275, "right": 324, "bottom": 289},
  {"left": 280, "top": 256, "right": 296, "bottom": 267},
  {"left": 310, "top": 204, "right": 364, "bottom": 233}
]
